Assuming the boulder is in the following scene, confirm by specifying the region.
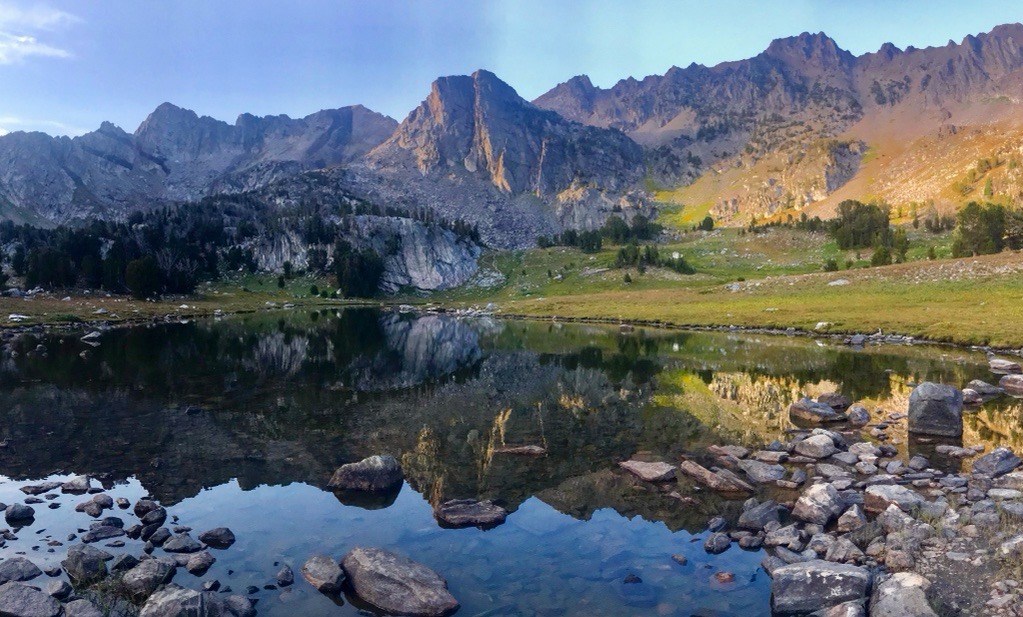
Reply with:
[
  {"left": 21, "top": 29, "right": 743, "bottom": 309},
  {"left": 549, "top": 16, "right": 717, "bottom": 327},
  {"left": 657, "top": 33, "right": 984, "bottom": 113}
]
[
  {"left": 123, "top": 559, "right": 176, "bottom": 603},
  {"left": 837, "top": 505, "right": 867, "bottom": 533},
  {"left": 789, "top": 398, "right": 843, "bottom": 423},
  {"left": 0, "top": 582, "right": 62, "bottom": 617},
  {"left": 341, "top": 547, "right": 459, "bottom": 617},
  {"left": 794, "top": 435, "right": 838, "bottom": 459},
  {"left": 864, "top": 485, "right": 923, "bottom": 514},
  {"left": 328, "top": 455, "right": 404, "bottom": 492},
  {"left": 771, "top": 560, "right": 871, "bottom": 615},
  {"left": 434, "top": 499, "right": 507, "bottom": 528},
  {"left": 618, "top": 460, "right": 676, "bottom": 482},
  {"left": 61, "top": 544, "right": 111, "bottom": 585},
  {"left": 972, "top": 447, "right": 1022, "bottom": 478},
  {"left": 4, "top": 504, "right": 34, "bottom": 525},
  {"left": 64, "top": 599, "right": 104, "bottom": 617},
  {"left": 738, "top": 500, "right": 781, "bottom": 530},
  {"left": 792, "top": 483, "right": 844, "bottom": 525},
  {"left": 301, "top": 555, "right": 345, "bottom": 593},
  {"left": 703, "top": 532, "right": 731, "bottom": 554},
  {"left": 197, "top": 527, "right": 235, "bottom": 549},
  {"left": 185, "top": 551, "right": 215, "bottom": 575},
  {"left": 869, "top": 572, "right": 937, "bottom": 616},
  {"left": 60, "top": 476, "right": 91, "bottom": 494},
  {"left": 907, "top": 383, "right": 963, "bottom": 437},
  {"left": 737, "top": 459, "right": 786, "bottom": 483},
  {"left": 138, "top": 584, "right": 251, "bottom": 617},
  {"left": 0, "top": 558, "right": 41, "bottom": 584},
  {"left": 276, "top": 565, "right": 294, "bottom": 587},
  {"left": 1000, "top": 374, "right": 1023, "bottom": 396}
]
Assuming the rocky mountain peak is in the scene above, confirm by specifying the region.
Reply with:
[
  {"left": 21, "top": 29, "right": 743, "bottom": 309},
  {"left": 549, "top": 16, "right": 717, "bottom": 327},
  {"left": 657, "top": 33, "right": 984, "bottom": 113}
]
[{"left": 762, "top": 31, "right": 856, "bottom": 72}]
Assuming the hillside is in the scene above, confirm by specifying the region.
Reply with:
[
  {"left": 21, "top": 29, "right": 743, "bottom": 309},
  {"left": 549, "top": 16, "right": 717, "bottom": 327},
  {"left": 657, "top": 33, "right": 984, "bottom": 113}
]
[{"left": 535, "top": 23, "right": 1023, "bottom": 225}]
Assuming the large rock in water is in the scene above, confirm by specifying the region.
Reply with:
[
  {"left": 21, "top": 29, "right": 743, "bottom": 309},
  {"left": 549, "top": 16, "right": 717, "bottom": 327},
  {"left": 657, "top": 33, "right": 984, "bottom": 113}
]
[
  {"left": 0, "top": 558, "right": 42, "bottom": 584},
  {"left": 122, "top": 559, "right": 177, "bottom": 603},
  {"left": 771, "top": 560, "right": 871, "bottom": 615},
  {"left": 301, "top": 555, "right": 345, "bottom": 593},
  {"left": 328, "top": 455, "right": 404, "bottom": 491},
  {"left": 792, "top": 483, "right": 844, "bottom": 525},
  {"left": 1000, "top": 374, "right": 1023, "bottom": 396},
  {"left": 907, "top": 383, "right": 963, "bottom": 437},
  {"left": 341, "top": 547, "right": 459, "bottom": 617},
  {"left": 138, "top": 584, "right": 254, "bottom": 617},
  {"left": 869, "top": 572, "right": 937, "bottom": 616},
  {"left": 0, "top": 582, "right": 62, "bottom": 617},
  {"left": 864, "top": 485, "right": 923, "bottom": 514},
  {"left": 618, "top": 460, "right": 676, "bottom": 482}
]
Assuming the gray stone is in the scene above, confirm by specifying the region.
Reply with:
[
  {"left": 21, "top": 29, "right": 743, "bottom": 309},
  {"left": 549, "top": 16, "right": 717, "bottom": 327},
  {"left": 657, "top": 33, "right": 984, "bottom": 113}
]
[
  {"left": 790, "top": 398, "right": 843, "bottom": 423},
  {"left": 793, "top": 483, "right": 844, "bottom": 525},
  {"left": 341, "top": 547, "right": 459, "bottom": 617},
  {"left": 44, "top": 580, "right": 70, "bottom": 600},
  {"left": 967, "top": 379, "right": 1002, "bottom": 396},
  {"left": 301, "top": 555, "right": 345, "bottom": 593},
  {"left": 434, "top": 499, "right": 507, "bottom": 528},
  {"left": 703, "top": 532, "right": 731, "bottom": 554},
  {"left": 138, "top": 584, "right": 246, "bottom": 617},
  {"left": 328, "top": 455, "right": 404, "bottom": 492},
  {"left": 865, "top": 485, "right": 923, "bottom": 514},
  {"left": 818, "top": 393, "right": 852, "bottom": 410},
  {"left": 61, "top": 544, "right": 111, "bottom": 584},
  {"left": 989, "top": 357, "right": 1022, "bottom": 374},
  {"left": 907, "top": 382, "right": 963, "bottom": 437},
  {"left": 276, "top": 564, "right": 294, "bottom": 587},
  {"left": 197, "top": 527, "right": 235, "bottom": 549},
  {"left": 737, "top": 459, "right": 786, "bottom": 483},
  {"left": 999, "top": 374, "right": 1023, "bottom": 396},
  {"left": 185, "top": 551, "right": 215, "bottom": 575},
  {"left": 837, "top": 505, "right": 867, "bottom": 533},
  {"left": 162, "top": 534, "right": 202, "bottom": 554},
  {"left": 972, "top": 447, "right": 1022, "bottom": 478},
  {"left": 4, "top": 504, "right": 34, "bottom": 525},
  {"left": 0, "top": 582, "right": 61, "bottom": 617},
  {"left": 771, "top": 560, "right": 870, "bottom": 615},
  {"left": 869, "top": 572, "right": 938, "bottom": 616},
  {"left": 794, "top": 435, "right": 838, "bottom": 459},
  {"left": 846, "top": 404, "right": 870, "bottom": 426},
  {"left": 123, "top": 558, "right": 177, "bottom": 603},
  {"left": 63, "top": 599, "right": 104, "bottom": 617},
  {"left": 738, "top": 500, "right": 780, "bottom": 530},
  {"left": 0, "top": 558, "right": 41, "bottom": 584}
]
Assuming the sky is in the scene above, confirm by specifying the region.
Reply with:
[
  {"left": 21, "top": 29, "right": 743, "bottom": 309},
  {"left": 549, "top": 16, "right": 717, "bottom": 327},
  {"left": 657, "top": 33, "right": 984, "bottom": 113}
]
[{"left": 2, "top": 0, "right": 1023, "bottom": 137}]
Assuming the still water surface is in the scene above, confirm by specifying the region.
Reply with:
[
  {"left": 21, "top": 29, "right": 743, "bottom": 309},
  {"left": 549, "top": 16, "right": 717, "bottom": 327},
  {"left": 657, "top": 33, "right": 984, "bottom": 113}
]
[{"left": 0, "top": 309, "right": 1016, "bottom": 615}]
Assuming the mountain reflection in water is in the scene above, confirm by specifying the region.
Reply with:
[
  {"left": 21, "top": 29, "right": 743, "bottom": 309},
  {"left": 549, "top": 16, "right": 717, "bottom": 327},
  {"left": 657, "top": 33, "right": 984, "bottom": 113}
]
[{"left": 0, "top": 309, "right": 1016, "bottom": 615}]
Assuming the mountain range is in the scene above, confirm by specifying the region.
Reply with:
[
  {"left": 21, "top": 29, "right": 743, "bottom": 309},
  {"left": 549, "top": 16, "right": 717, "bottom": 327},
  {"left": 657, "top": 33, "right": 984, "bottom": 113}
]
[{"left": 6, "top": 23, "right": 1023, "bottom": 246}]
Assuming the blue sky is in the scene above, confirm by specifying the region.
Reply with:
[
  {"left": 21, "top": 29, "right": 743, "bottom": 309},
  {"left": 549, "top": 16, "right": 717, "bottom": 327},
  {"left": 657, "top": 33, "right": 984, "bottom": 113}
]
[{"left": 2, "top": 0, "right": 1023, "bottom": 137}]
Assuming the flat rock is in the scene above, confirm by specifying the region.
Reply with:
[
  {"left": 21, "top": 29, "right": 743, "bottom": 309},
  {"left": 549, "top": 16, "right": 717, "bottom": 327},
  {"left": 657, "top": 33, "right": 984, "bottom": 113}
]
[
  {"left": 328, "top": 455, "right": 404, "bottom": 492},
  {"left": 162, "top": 533, "right": 202, "bottom": 554},
  {"left": 434, "top": 499, "right": 507, "bottom": 528},
  {"left": 185, "top": 551, "right": 215, "bottom": 575},
  {"left": 1000, "top": 374, "right": 1023, "bottom": 396},
  {"left": 678, "top": 460, "right": 753, "bottom": 493},
  {"left": 990, "top": 358, "right": 1022, "bottom": 374},
  {"left": 618, "top": 460, "right": 676, "bottom": 482},
  {"left": 64, "top": 599, "right": 104, "bottom": 617},
  {"left": 301, "top": 555, "right": 345, "bottom": 593},
  {"left": 341, "top": 547, "right": 459, "bottom": 617},
  {"left": 771, "top": 560, "right": 870, "bottom": 615},
  {"left": 865, "top": 484, "right": 923, "bottom": 514},
  {"left": 737, "top": 459, "right": 786, "bottom": 483},
  {"left": 0, "top": 582, "right": 62, "bottom": 617},
  {"left": 738, "top": 500, "right": 780, "bottom": 530}
]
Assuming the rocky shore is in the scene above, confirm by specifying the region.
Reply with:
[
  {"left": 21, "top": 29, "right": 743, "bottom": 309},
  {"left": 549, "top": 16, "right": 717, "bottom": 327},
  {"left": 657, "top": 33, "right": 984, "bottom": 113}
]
[{"left": 617, "top": 356, "right": 1023, "bottom": 615}]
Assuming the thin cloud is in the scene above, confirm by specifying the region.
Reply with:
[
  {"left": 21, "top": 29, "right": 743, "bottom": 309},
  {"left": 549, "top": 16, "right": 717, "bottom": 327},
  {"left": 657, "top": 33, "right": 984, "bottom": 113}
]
[
  {"left": 0, "top": 115, "right": 87, "bottom": 136},
  {"left": 0, "top": 3, "right": 79, "bottom": 30},
  {"left": 0, "top": 2, "right": 77, "bottom": 65}
]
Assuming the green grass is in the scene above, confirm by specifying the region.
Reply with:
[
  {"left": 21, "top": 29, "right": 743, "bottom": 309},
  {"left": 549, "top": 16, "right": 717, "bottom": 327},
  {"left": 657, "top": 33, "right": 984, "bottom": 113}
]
[{"left": 423, "top": 226, "right": 1023, "bottom": 348}]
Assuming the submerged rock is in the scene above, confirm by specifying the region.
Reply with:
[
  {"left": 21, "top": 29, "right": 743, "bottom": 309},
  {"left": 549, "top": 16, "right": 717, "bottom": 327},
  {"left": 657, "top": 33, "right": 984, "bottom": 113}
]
[
  {"left": 0, "top": 558, "right": 42, "bottom": 584},
  {"left": 789, "top": 398, "right": 844, "bottom": 423},
  {"left": 907, "top": 382, "right": 963, "bottom": 437},
  {"left": 328, "top": 455, "right": 404, "bottom": 492},
  {"left": 61, "top": 544, "right": 111, "bottom": 585},
  {"left": 341, "top": 547, "right": 459, "bottom": 617},
  {"left": 4, "top": 504, "right": 34, "bottom": 525},
  {"left": 434, "top": 499, "right": 507, "bottom": 528}
]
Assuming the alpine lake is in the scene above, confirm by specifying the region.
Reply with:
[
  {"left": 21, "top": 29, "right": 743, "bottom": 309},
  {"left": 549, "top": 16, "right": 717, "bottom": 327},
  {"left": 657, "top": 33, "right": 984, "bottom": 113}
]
[{"left": 0, "top": 308, "right": 1017, "bottom": 616}]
